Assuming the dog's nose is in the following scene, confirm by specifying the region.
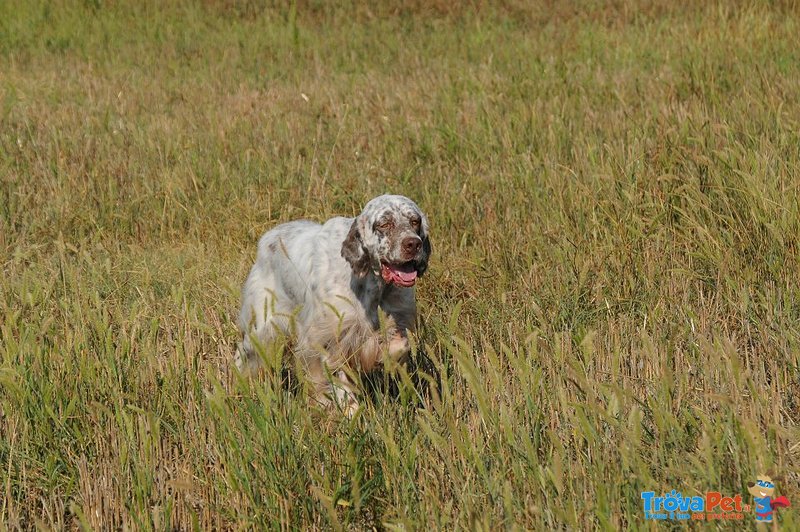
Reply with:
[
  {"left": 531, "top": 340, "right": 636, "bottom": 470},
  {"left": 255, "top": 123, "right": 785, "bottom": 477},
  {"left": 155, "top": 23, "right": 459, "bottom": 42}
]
[{"left": 402, "top": 236, "right": 422, "bottom": 255}]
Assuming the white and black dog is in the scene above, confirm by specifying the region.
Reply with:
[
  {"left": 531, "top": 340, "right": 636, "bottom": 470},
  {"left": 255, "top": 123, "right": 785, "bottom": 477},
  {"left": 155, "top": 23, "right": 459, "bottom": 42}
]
[{"left": 236, "top": 195, "right": 431, "bottom": 414}]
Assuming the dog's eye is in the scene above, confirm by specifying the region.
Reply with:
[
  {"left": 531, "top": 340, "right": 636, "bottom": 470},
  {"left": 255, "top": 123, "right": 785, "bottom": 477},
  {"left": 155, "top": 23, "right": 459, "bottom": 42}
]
[
  {"left": 377, "top": 220, "right": 394, "bottom": 231},
  {"left": 410, "top": 218, "right": 420, "bottom": 228}
]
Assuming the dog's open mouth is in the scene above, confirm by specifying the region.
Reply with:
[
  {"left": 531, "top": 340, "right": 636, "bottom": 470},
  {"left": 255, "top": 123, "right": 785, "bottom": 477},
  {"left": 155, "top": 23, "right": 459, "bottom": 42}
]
[{"left": 381, "top": 261, "right": 418, "bottom": 287}]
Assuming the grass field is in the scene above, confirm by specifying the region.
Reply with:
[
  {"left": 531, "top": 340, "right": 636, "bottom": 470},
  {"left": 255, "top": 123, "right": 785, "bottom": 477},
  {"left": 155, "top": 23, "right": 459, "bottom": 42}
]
[{"left": 2, "top": 0, "right": 800, "bottom": 529}]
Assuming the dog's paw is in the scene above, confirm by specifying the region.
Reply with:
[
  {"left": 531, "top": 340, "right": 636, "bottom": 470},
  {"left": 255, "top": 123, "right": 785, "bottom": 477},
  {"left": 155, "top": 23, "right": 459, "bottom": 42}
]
[
  {"left": 234, "top": 341, "right": 261, "bottom": 376},
  {"left": 343, "top": 399, "right": 360, "bottom": 418},
  {"left": 387, "top": 333, "right": 410, "bottom": 362},
  {"left": 234, "top": 343, "right": 246, "bottom": 372}
]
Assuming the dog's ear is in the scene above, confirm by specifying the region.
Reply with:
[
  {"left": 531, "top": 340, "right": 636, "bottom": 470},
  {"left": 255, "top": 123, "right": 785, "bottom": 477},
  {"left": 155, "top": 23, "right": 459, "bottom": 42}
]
[
  {"left": 341, "top": 218, "right": 370, "bottom": 277},
  {"left": 416, "top": 233, "right": 432, "bottom": 277}
]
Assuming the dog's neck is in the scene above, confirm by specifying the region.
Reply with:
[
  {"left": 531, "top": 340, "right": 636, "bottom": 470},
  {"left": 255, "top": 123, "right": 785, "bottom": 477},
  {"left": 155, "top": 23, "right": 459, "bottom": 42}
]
[{"left": 349, "top": 272, "right": 389, "bottom": 329}]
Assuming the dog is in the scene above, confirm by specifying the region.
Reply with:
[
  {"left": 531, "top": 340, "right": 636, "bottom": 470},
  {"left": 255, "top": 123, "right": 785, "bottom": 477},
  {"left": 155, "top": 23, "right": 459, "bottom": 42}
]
[{"left": 236, "top": 194, "right": 431, "bottom": 415}]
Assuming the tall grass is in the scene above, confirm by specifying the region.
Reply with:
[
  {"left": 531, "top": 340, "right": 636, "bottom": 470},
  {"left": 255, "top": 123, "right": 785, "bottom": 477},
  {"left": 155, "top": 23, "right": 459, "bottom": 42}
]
[{"left": 1, "top": 0, "right": 799, "bottom": 528}]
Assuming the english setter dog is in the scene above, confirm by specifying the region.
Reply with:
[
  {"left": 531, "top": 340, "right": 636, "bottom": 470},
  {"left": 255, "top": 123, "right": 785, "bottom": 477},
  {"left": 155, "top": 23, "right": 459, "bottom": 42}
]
[{"left": 236, "top": 194, "right": 431, "bottom": 414}]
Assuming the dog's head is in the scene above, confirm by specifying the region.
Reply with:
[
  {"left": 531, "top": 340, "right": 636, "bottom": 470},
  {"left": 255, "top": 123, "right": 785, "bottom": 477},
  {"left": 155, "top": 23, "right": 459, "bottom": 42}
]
[{"left": 341, "top": 194, "right": 431, "bottom": 287}]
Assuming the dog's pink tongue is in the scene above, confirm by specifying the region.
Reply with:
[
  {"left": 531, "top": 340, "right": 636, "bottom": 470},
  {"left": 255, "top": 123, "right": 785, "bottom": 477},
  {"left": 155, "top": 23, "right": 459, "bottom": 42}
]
[
  {"left": 394, "top": 269, "right": 417, "bottom": 284},
  {"left": 381, "top": 264, "right": 417, "bottom": 286}
]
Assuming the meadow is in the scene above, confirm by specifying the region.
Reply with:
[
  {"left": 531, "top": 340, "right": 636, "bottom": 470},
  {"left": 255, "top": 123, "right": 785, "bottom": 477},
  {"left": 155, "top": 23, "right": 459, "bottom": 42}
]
[{"left": 2, "top": 0, "right": 800, "bottom": 529}]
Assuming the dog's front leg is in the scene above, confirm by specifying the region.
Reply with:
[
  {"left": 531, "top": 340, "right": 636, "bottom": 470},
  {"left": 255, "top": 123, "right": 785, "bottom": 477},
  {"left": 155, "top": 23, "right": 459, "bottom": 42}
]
[
  {"left": 356, "top": 320, "right": 410, "bottom": 372},
  {"left": 304, "top": 353, "right": 359, "bottom": 416},
  {"left": 386, "top": 329, "right": 410, "bottom": 363}
]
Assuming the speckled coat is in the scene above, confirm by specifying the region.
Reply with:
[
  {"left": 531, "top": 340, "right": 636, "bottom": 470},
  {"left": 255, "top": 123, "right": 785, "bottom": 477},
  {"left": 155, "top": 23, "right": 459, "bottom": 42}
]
[{"left": 236, "top": 195, "right": 431, "bottom": 414}]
